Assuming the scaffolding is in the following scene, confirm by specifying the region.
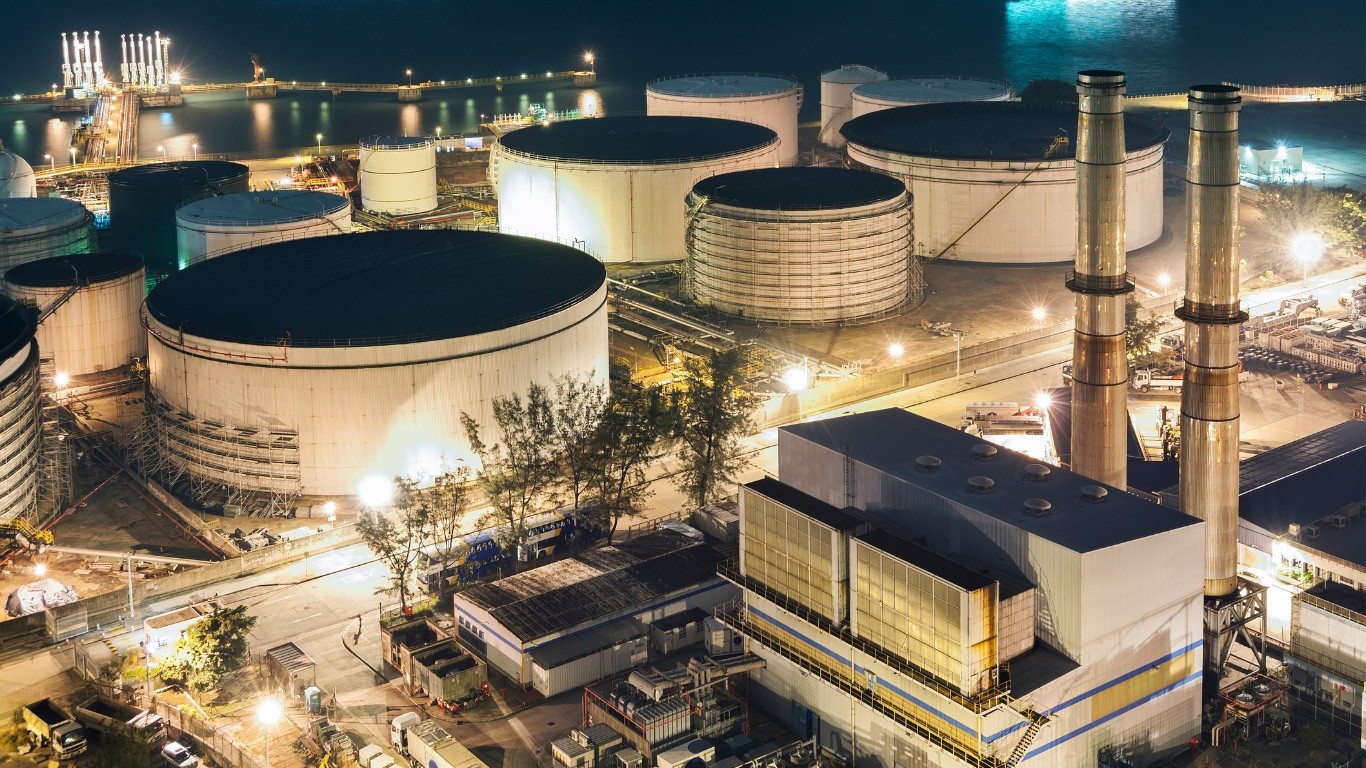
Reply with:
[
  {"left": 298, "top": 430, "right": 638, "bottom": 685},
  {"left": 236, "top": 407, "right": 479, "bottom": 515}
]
[{"left": 35, "top": 358, "right": 74, "bottom": 528}]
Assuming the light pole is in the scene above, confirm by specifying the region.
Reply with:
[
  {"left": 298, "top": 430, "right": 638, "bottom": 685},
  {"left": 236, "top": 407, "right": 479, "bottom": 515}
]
[
  {"left": 126, "top": 550, "right": 136, "bottom": 622},
  {"left": 315, "top": 132, "right": 322, "bottom": 157},
  {"left": 953, "top": 331, "right": 965, "bottom": 379},
  {"left": 584, "top": 52, "right": 595, "bottom": 74},
  {"left": 1291, "top": 232, "right": 1324, "bottom": 282},
  {"left": 406, "top": 68, "right": 412, "bottom": 87},
  {"left": 43, "top": 153, "right": 53, "bottom": 171},
  {"left": 256, "top": 698, "right": 282, "bottom": 767},
  {"left": 157, "top": 145, "right": 166, "bottom": 161},
  {"left": 191, "top": 143, "right": 198, "bottom": 159},
  {"left": 69, "top": 147, "right": 77, "bottom": 167}
]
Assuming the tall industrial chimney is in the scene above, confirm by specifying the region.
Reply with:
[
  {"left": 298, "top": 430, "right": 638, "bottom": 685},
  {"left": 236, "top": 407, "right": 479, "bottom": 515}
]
[
  {"left": 1068, "top": 70, "right": 1131, "bottom": 488},
  {"left": 1178, "top": 85, "right": 1244, "bottom": 598}
]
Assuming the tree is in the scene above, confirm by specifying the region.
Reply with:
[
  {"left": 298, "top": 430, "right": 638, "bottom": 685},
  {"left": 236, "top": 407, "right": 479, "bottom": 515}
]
[
  {"left": 551, "top": 373, "right": 608, "bottom": 510},
  {"left": 1256, "top": 182, "right": 1366, "bottom": 254},
  {"left": 91, "top": 724, "right": 157, "bottom": 768},
  {"left": 1019, "top": 79, "right": 1075, "bottom": 108},
  {"left": 356, "top": 476, "right": 428, "bottom": 611},
  {"left": 425, "top": 468, "right": 472, "bottom": 593},
  {"left": 153, "top": 606, "right": 257, "bottom": 692},
  {"left": 462, "top": 384, "right": 560, "bottom": 571},
  {"left": 673, "top": 349, "right": 756, "bottom": 510},
  {"left": 1125, "top": 294, "right": 1167, "bottom": 369},
  {"left": 591, "top": 385, "right": 675, "bottom": 542}
]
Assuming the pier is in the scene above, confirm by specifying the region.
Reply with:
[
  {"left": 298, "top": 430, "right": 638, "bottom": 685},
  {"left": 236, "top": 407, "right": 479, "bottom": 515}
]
[{"left": 183, "top": 69, "right": 597, "bottom": 101}]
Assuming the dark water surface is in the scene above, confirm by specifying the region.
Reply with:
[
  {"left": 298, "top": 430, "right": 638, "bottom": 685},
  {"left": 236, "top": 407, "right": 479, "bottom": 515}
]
[{"left": 2, "top": 0, "right": 1362, "bottom": 164}]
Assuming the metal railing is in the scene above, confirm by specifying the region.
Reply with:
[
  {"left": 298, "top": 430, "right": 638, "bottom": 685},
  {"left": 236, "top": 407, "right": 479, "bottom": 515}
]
[
  {"left": 647, "top": 72, "right": 801, "bottom": 98},
  {"left": 153, "top": 699, "right": 266, "bottom": 768}
]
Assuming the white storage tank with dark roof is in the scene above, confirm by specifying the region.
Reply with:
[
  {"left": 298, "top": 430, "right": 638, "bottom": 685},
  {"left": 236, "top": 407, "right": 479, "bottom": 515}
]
[
  {"left": 495, "top": 115, "right": 779, "bottom": 263},
  {"left": 359, "top": 135, "right": 437, "bottom": 215},
  {"left": 107, "top": 161, "right": 252, "bottom": 279},
  {"left": 0, "top": 145, "right": 37, "bottom": 199},
  {"left": 142, "top": 230, "right": 608, "bottom": 498},
  {"left": 175, "top": 189, "right": 351, "bottom": 267},
  {"left": 819, "top": 65, "right": 889, "bottom": 148},
  {"left": 0, "top": 197, "right": 97, "bottom": 273},
  {"left": 842, "top": 102, "right": 1168, "bottom": 263},
  {"left": 849, "top": 77, "right": 1014, "bottom": 119},
  {"left": 0, "top": 296, "right": 40, "bottom": 522},
  {"left": 686, "top": 167, "right": 917, "bottom": 324},
  {"left": 646, "top": 74, "right": 801, "bottom": 165},
  {"left": 3, "top": 252, "right": 145, "bottom": 377}
]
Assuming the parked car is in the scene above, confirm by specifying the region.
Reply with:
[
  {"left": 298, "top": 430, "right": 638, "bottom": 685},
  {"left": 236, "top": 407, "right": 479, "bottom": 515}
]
[{"left": 160, "top": 741, "right": 199, "bottom": 768}]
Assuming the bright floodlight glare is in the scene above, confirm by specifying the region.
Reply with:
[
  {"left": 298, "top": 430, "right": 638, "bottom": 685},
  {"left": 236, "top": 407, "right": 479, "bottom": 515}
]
[
  {"left": 782, "top": 367, "right": 809, "bottom": 393},
  {"left": 888, "top": 342, "right": 905, "bottom": 358},
  {"left": 1035, "top": 393, "right": 1052, "bottom": 409},
  {"left": 1291, "top": 232, "right": 1324, "bottom": 263},
  {"left": 358, "top": 475, "right": 394, "bottom": 508},
  {"left": 322, "top": 501, "right": 337, "bottom": 516},
  {"left": 1031, "top": 307, "right": 1047, "bottom": 322},
  {"left": 53, "top": 371, "right": 70, "bottom": 388},
  {"left": 1157, "top": 272, "right": 1171, "bottom": 289},
  {"left": 33, "top": 563, "right": 47, "bottom": 577},
  {"left": 255, "top": 698, "right": 283, "bottom": 726}
]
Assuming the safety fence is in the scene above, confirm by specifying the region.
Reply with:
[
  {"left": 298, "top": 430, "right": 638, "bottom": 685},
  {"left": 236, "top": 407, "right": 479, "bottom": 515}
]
[
  {"left": 154, "top": 699, "right": 265, "bottom": 768},
  {"left": 1221, "top": 82, "right": 1366, "bottom": 102}
]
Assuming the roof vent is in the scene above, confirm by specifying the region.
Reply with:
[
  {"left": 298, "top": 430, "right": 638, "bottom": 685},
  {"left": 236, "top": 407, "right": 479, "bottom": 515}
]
[
  {"left": 1023, "top": 498, "right": 1052, "bottom": 517},
  {"left": 1080, "top": 485, "right": 1108, "bottom": 503},
  {"left": 1328, "top": 514, "right": 1347, "bottom": 529},
  {"left": 915, "top": 455, "right": 942, "bottom": 472},
  {"left": 1305, "top": 524, "right": 1320, "bottom": 539},
  {"left": 1023, "top": 464, "right": 1051, "bottom": 482},
  {"left": 971, "top": 444, "right": 998, "bottom": 462},
  {"left": 1287, "top": 523, "right": 1301, "bottom": 538},
  {"left": 967, "top": 475, "right": 995, "bottom": 494}
]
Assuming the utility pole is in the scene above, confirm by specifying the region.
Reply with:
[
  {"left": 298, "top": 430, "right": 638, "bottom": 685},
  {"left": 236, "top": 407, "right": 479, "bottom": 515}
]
[{"left": 126, "top": 550, "right": 136, "bottom": 623}]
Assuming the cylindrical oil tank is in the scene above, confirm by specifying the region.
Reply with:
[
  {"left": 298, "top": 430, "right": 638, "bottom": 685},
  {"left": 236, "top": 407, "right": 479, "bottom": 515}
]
[
  {"left": 359, "top": 135, "right": 437, "bottom": 215},
  {"left": 686, "top": 167, "right": 917, "bottom": 324},
  {"left": 849, "top": 77, "right": 1014, "bottom": 120},
  {"left": 0, "top": 146, "right": 37, "bottom": 199},
  {"left": 108, "top": 161, "right": 251, "bottom": 278},
  {"left": 496, "top": 115, "right": 779, "bottom": 263},
  {"left": 646, "top": 74, "right": 801, "bottom": 165},
  {"left": 0, "top": 197, "right": 97, "bottom": 273},
  {"left": 819, "top": 65, "right": 888, "bottom": 148},
  {"left": 175, "top": 190, "right": 351, "bottom": 268},
  {"left": 3, "top": 252, "right": 145, "bottom": 377},
  {"left": 0, "top": 295, "right": 40, "bottom": 520},
  {"left": 142, "top": 230, "right": 608, "bottom": 499},
  {"left": 842, "top": 103, "right": 1168, "bottom": 264}
]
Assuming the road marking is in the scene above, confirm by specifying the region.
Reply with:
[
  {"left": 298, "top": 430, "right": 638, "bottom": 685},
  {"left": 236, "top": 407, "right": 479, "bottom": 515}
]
[
  {"left": 291, "top": 613, "right": 324, "bottom": 623},
  {"left": 261, "top": 593, "right": 300, "bottom": 606}
]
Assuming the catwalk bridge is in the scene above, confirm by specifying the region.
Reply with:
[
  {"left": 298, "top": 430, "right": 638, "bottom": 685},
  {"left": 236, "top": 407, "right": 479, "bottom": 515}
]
[{"left": 183, "top": 69, "right": 597, "bottom": 101}]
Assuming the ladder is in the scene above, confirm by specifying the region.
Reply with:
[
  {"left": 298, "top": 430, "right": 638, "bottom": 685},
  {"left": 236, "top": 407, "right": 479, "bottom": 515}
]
[{"left": 1003, "top": 710, "right": 1049, "bottom": 767}]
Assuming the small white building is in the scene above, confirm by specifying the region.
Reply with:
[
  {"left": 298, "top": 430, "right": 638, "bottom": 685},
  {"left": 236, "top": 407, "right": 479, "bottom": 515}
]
[{"left": 1239, "top": 139, "right": 1304, "bottom": 177}]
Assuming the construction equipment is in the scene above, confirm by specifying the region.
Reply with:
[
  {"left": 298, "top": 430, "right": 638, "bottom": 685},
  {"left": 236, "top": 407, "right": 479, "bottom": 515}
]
[{"left": 0, "top": 518, "right": 53, "bottom": 552}]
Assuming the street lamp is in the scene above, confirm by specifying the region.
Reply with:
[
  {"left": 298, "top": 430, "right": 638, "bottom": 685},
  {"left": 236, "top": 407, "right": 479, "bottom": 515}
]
[
  {"left": 1291, "top": 232, "right": 1324, "bottom": 281},
  {"left": 315, "top": 132, "right": 323, "bottom": 157},
  {"left": 157, "top": 145, "right": 166, "bottom": 160},
  {"left": 43, "top": 153, "right": 53, "bottom": 171},
  {"left": 256, "top": 698, "right": 282, "bottom": 767},
  {"left": 191, "top": 143, "right": 198, "bottom": 159},
  {"left": 887, "top": 342, "right": 904, "bottom": 359},
  {"left": 69, "top": 147, "right": 77, "bottom": 166},
  {"left": 358, "top": 475, "right": 394, "bottom": 509},
  {"left": 1157, "top": 272, "right": 1171, "bottom": 292},
  {"left": 406, "top": 68, "right": 412, "bottom": 87},
  {"left": 585, "top": 52, "right": 595, "bottom": 74},
  {"left": 34, "top": 563, "right": 47, "bottom": 577},
  {"left": 782, "top": 359, "right": 809, "bottom": 393},
  {"left": 54, "top": 371, "right": 70, "bottom": 389}
]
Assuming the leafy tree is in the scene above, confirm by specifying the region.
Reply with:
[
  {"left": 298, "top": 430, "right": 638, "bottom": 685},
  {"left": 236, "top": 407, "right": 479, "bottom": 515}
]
[
  {"left": 153, "top": 606, "right": 257, "bottom": 692},
  {"left": 91, "top": 723, "right": 158, "bottom": 768},
  {"left": 356, "top": 476, "right": 428, "bottom": 611},
  {"left": 462, "top": 384, "right": 560, "bottom": 571},
  {"left": 1125, "top": 294, "right": 1168, "bottom": 369},
  {"left": 1256, "top": 182, "right": 1366, "bottom": 254},
  {"left": 1019, "top": 79, "right": 1075, "bottom": 108},
  {"left": 425, "top": 468, "right": 472, "bottom": 593},
  {"left": 591, "top": 386, "right": 675, "bottom": 542},
  {"left": 551, "top": 373, "right": 608, "bottom": 510},
  {"left": 673, "top": 349, "right": 756, "bottom": 510}
]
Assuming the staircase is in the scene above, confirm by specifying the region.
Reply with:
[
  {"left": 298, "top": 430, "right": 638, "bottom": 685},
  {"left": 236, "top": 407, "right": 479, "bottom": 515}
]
[{"left": 1003, "top": 710, "right": 1048, "bottom": 767}]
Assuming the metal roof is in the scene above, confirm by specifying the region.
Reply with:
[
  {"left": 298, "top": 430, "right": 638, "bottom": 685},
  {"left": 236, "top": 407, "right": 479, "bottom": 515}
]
[
  {"left": 821, "top": 65, "right": 888, "bottom": 85},
  {"left": 264, "top": 641, "right": 316, "bottom": 672},
  {"left": 108, "top": 161, "right": 249, "bottom": 191},
  {"left": 5, "top": 251, "right": 142, "bottom": 287},
  {"left": 360, "top": 135, "right": 434, "bottom": 150},
  {"left": 0, "top": 197, "right": 89, "bottom": 236},
  {"left": 0, "top": 295, "right": 35, "bottom": 365},
  {"left": 855, "top": 529, "right": 995, "bottom": 591},
  {"left": 853, "top": 77, "right": 1012, "bottom": 104},
  {"left": 745, "top": 476, "right": 864, "bottom": 531},
  {"left": 840, "top": 102, "right": 1170, "bottom": 162},
  {"left": 176, "top": 190, "right": 349, "bottom": 227},
  {"left": 781, "top": 409, "right": 1201, "bottom": 553},
  {"left": 498, "top": 116, "right": 777, "bottom": 165},
  {"left": 145, "top": 230, "right": 606, "bottom": 347},
  {"left": 529, "top": 617, "right": 646, "bottom": 668},
  {"left": 692, "top": 167, "right": 905, "bottom": 211},
  {"left": 647, "top": 73, "right": 798, "bottom": 98}
]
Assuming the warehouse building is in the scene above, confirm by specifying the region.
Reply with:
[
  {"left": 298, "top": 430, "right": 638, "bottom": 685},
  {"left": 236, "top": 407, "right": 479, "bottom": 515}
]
[
  {"left": 721, "top": 409, "right": 1205, "bottom": 767},
  {"left": 1285, "top": 581, "right": 1366, "bottom": 746},
  {"left": 453, "top": 525, "right": 734, "bottom": 697}
]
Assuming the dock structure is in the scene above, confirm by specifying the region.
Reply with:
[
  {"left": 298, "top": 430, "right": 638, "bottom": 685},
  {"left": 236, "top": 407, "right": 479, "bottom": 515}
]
[{"left": 183, "top": 69, "right": 597, "bottom": 101}]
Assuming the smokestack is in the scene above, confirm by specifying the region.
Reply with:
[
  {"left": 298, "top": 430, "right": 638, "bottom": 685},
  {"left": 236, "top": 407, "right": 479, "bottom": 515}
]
[
  {"left": 1068, "top": 70, "right": 1131, "bottom": 488},
  {"left": 1179, "top": 85, "right": 1244, "bottom": 598}
]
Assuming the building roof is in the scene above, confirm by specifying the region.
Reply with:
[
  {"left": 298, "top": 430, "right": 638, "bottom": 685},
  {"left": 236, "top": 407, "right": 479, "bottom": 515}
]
[
  {"left": 497, "top": 116, "right": 777, "bottom": 165},
  {"left": 821, "top": 65, "right": 889, "bottom": 85},
  {"left": 0, "top": 147, "right": 36, "bottom": 198},
  {"left": 5, "top": 252, "right": 142, "bottom": 287},
  {"left": 840, "top": 102, "right": 1170, "bottom": 162},
  {"left": 176, "top": 190, "right": 349, "bottom": 227},
  {"left": 0, "top": 296, "right": 35, "bottom": 368},
  {"left": 529, "top": 617, "right": 645, "bottom": 669},
  {"left": 691, "top": 167, "right": 906, "bottom": 211},
  {"left": 108, "top": 161, "right": 249, "bottom": 191},
  {"left": 647, "top": 74, "right": 798, "bottom": 98},
  {"left": 853, "top": 77, "right": 1012, "bottom": 104},
  {"left": 855, "top": 529, "right": 995, "bottom": 591},
  {"left": 650, "top": 607, "right": 710, "bottom": 632},
  {"left": 144, "top": 230, "right": 605, "bottom": 347},
  {"left": 0, "top": 197, "right": 89, "bottom": 236},
  {"left": 144, "top": 604, "right": 209, "bottom": 629},
  {"left": 745, "top": 476, "right": 864, "bottom": 531},
  {"left": 264, "top": 641, "right": 316, "bottom": 672},
  {"left": 781, "top": 409, "right": 1201, "bottom": 553}
]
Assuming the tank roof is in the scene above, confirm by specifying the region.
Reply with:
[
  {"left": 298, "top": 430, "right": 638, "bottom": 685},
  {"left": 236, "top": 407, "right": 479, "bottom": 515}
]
[
  {"left": 842, "top": 102, "right": 1170, "bottom": 162},
  {"left": 5, "top": 252, "right": 143, "bottom": 287},
  {"left": 145, "top": 230, "right": 606, "bottom": 347},
  {"left": 854, "top": 77, "right": 1012, "bottom": 104},
  {"left": 821, "top": 65, "right": 889, "bottom": 84},
  {"left": 360, "top": 135, "right": 434, "bottom": 149},
  {"left": 177, "top": 190, "right": 350, "bottom": 226},
  {"left": 0, "top": 295, "right": 35, "bottom": 367},
  {"left": 647, "top": 73, "right": 798, "bottom": 98},
  {"left": 0, "top": 148, "right": 36, "bottom": 198},
  {"left": 692, "top": 166, "right": 905, "bottom": 211},
  {"left": 0, "top": 197, "right": 90, "bottom": 236},
  {"left": 108, "top": 161, "right": 250, "bottom": 191},
  {"left": 498, "top": 115, "right": 777, "bottom": 165}
]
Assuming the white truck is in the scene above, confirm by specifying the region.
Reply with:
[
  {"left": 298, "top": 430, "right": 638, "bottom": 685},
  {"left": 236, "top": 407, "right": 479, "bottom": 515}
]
[
  {"left": 357, "top": 742, "right": 403, "bottom": 768},
  {"left": 1132, "top": 368, "right": 1183, "bottom": 393},
  {"left": 22, "top": 699, "right": 88, "bottom": 758},
  {"left": 391, "top": 714, "right": 489, "bottom": 768}
]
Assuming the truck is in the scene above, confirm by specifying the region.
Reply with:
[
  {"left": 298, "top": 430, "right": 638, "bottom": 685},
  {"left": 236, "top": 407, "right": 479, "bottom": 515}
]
[
  {"left": 391, "top": 714, "right": 489, "bottom": 768},
  {"left": 22, "top": 699, "right": 88, "bottom": 758},
  {"left": 75, "top": 695, "right": 166, "bottom": 740},
  {"left": 358, "top": 742, "right": 403, "bottom": 768},
  {"left": 1132, "top": 368, "right": 1182, "bottom": 393}
]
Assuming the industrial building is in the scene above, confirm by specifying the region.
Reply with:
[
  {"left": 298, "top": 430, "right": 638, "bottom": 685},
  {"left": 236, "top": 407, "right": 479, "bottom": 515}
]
[
  {"left": 721, "top": 409, "right": 1205, "bottom": 767},
  {"left": 1239, "top": 139, "right": 1303, "bottom": 177},
  {"left": 841, "top": 102, "right": 1167, "bottom": 263},
  {"left": 0, "top": 198, "right": 97, "bottom": 273},
  {"left": 0, "top": 145, "right": 37, "bottom": 199},
  {"left": 0, "top": 296, "right": 41, "bottom": 524},
  {"left": 452, "top": 525, "right": 734, "bottom": 697},
  {"left": 646, "top": 74, "right": 802, "bottom": 166},
  {"left": 107, "top": 161, "right": 251, "bottom": 279},
  {"left": 495, "top": 115, "right": 779, "bottom": 263},
  {"left": 359, "top": 135, "right": 438, "bottom": 215},
  {"left": 175, "top": 189, "right": 351, "bottom": 267},
  {"left": 1285, "top": 581, "right": 1366, "bottom": 746},
  {"left": 819, "top": 66, "right": 889, "bottom": 148},
  {"left": 849, "top": 77, "right": 1014, "bottom": 120},
  {"left": 685, "top": 166, "right": 917, "bottom": 325},
  {"left": 139, "top": 230, "right": 608, "bottom": 506},
  {"left": 3, "top": 252, "right": 146, "bottom": 378}
]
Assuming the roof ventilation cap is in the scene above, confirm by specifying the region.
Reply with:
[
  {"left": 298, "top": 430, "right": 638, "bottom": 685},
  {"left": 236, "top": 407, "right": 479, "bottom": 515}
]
[
  {"left": 1023, "top": 464, "right": 1051, "bottom": 482},
  {"left": 967, "top": 475, "right": 995, "bottom": 494},
  {"left": 1080, "top": 485, "right": 1109, "bottom": 503},
  {"left": 971, "top": 444, "right": 998, "bottom": 461},
  {"left": 915, "top": 455, "right": 942, "bottom": 472},
  {"left": 1023, "top": 498, "right": 1052, "bottom": 516}
]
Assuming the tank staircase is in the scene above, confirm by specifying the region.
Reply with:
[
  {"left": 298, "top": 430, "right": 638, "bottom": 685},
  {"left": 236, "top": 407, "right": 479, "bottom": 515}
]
[{"left": 35, "top": 284, "right": 85, "bottom": 325}]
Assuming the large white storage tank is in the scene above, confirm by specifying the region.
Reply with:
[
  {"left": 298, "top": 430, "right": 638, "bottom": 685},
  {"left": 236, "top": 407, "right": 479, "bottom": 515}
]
[
  {"left": 175, "top": 190, "right": 351, "bottom": 267},
  {"left": 0, "top": 145, "right": 37, "bottom": 199},
  {"left": 496, "top": 115, "right": 779, "bottom": 263},
  {"left": 842, "top": 103, "right": 1168, "bottom": 264},
  {"left": 819, "top": 65, "right": 888, "bottom": 148},
  {"left": 686, "top": 167, "right": 918, "bottom": 324},
  {"left": 850, "top": 77, "right": 1014, "bottom": 119},
  {"left": 359, "top": 135, "right": 437, "bottom": 215},
  {"left": 142, "top": 230, "right": 608, "bottom": 499},
  {"left": 646, "top": 74, "right": 801, "bottom": 165},
  {"left": 0, "top": 295, "right": 40, "bottom": 522},
  {"left": 3, "top": 252, "right": 146, "bottom": 377},
  {"left": 0, "top": 198, "right": 97, "bottom": 273}
]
